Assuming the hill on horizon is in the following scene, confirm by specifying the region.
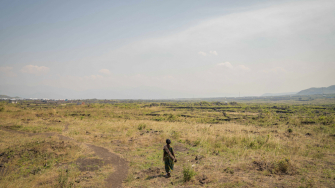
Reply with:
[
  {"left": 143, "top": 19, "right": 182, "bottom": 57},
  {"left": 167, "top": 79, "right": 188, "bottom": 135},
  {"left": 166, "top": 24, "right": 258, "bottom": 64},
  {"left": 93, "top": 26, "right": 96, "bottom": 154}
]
[
  {"left": 297, "top": 85, "right": 335, "bottom": 95},
  {"left": 0, "top": 95, "right": 20, "bottom": 99}
]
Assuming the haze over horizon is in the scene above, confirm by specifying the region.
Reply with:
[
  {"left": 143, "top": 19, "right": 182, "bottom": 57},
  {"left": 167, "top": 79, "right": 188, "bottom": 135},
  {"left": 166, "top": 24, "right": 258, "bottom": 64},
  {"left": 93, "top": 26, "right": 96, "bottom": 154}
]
[{"left": 1, "top": 0, "right": 335, "bottom": 99}]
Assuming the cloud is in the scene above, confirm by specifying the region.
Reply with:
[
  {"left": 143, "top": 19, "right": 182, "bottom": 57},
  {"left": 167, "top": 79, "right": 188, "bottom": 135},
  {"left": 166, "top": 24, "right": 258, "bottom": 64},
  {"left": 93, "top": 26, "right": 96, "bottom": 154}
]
[
  {"left": 217, "top": 62, "right": 233, "bottom": 69},
  {"left": 216, "top": 62, "right": 250, "bottom": 71},
  {"left": 198, "top": 51, "right": 207, "bottom": 56},
  {"left": 20, "top": 65, "right": 49, "bottom": 75},
  {"left": 99, "top": 69, "right": 111, "bottom": 75},
  {"left": 209, "top": 51, "right": 218, "bottom": 55},
  {"left": 237, "top": 65, "right": 250, "bottom": 71},
  {"left": 0, "top": 66, "right": 17, "bottom": 77}
]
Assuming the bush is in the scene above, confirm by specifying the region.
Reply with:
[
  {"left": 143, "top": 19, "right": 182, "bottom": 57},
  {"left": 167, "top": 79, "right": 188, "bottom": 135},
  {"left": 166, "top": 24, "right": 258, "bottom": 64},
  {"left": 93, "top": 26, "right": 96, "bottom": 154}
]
[
  {"left": 138, "top": 123, "right": 146, "bottom": 130},
  {"left": 229, "top": 101, "right": 238, "bottom": 105},
  {"left": 58, "top": 168, "right": 72, "bottom": 188},
  {"left": 167, "top": 114, "right": 177, "bottom": 122},
  {"left": 183, "top": 164, "right": 196, "bottom": 182},
  {"left": 275, "top": 158, "right": 290, "bottom": 174},
  {"left": 254, "top": 158, "right": 292, "bottom": 175},
  {"left": 288, "top": 128, "right": 293, "bottom": 133},
  {"left": 274, "top": 159, "right": 290, "bottom": 174}
]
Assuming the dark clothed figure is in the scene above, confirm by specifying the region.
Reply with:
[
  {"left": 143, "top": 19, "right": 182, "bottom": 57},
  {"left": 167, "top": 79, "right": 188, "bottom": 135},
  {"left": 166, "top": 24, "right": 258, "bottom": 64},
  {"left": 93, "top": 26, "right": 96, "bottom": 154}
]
[{"left": 163, "top": 139, "right": 177, "bottom": 178}]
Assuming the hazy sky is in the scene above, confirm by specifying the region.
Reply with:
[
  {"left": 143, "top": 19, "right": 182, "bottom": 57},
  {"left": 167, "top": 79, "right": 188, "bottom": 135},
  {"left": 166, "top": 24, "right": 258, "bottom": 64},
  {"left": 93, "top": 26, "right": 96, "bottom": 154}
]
[{"left": 1, "top": 0, "right": 335, "bottom": 99}]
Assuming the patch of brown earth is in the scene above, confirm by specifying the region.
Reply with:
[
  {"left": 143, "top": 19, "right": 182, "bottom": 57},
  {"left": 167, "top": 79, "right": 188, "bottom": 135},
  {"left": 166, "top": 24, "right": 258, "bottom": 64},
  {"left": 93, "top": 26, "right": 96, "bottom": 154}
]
[
  {"left": 174, "top": 143, "right": 189, "bottom": 153},
  {"left": 76, "top": 158, "right": 107, "bottom": 172},
  {"left": 85, "top": 144, "right": 128, "bottom": 188}
]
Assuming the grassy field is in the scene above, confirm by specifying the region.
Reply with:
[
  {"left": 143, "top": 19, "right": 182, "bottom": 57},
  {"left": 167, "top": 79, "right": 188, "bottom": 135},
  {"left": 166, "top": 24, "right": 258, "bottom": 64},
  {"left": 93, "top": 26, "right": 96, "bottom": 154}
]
[{"left": 1, "top": 99, "right": 335, "bottom": 187}]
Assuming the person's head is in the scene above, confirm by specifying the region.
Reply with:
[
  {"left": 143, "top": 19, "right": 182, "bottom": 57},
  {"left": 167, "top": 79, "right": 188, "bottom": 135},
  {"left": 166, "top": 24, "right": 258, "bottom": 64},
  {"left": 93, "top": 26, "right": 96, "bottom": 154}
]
[{"left": 166, "top": 139, "right": 171, "bottom": 145}]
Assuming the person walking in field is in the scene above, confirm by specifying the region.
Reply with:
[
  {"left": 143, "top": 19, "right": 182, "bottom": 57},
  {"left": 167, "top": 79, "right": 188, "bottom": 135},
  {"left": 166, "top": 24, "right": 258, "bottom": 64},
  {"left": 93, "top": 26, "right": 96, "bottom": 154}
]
[{"left": 163, "top": 139, "right": 177, "bottom": 178}]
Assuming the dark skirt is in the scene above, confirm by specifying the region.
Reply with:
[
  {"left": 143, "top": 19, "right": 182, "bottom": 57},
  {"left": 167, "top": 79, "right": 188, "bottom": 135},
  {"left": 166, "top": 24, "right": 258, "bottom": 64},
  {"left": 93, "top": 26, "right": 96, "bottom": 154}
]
[{"left": 164, "top": 156, "right": 174, "bottom": 173}]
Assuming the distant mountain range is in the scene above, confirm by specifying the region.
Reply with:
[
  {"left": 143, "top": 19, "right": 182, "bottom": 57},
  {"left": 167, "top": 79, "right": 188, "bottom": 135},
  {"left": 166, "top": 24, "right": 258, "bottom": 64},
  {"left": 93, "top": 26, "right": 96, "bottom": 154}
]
[
  {"left": 297, "top": 85, "right": 335, "bottom": 95},
  {"left": 261, "top": 85, "right": 335, "bottom": 97},
  {"left": 0, "top": 95, "right": 20, "bottom": 98}
]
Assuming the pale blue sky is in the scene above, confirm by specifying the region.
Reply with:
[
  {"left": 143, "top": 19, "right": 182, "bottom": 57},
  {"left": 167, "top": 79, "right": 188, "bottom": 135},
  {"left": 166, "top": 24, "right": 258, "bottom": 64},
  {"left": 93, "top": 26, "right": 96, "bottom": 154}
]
[{"left": 1, "top": 0, "right": 334, "bottom": 99}]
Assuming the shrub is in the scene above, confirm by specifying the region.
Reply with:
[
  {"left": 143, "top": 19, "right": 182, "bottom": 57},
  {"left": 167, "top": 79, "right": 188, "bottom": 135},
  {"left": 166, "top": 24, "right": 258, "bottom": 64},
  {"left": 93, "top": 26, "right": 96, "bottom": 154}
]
[
  {"left": 199, "top": 101, "right": 210, "bottom": 106},
  {"left": 58, "top": 168, "right": 72, "bottom": 188},
  {"left": 182, "top": 164, "right": 196, "bottom": 182},
  {"left": 288, "top": 128, "right": 293, "bottom": 133},
  {"left": 253, "top": 157, "right": 294, "bottom": 175},
  {"left": 138, "top": 123, "right": 146, "bottom": 130},
  {"left": 229, "top": 101, "right": 238, "bottom": 105},
  {"left": 275, "top": 158, "right": 290, "bottom": 174},
  {"left": 167, "top": 114, "right": 177, "bottom": 122}
]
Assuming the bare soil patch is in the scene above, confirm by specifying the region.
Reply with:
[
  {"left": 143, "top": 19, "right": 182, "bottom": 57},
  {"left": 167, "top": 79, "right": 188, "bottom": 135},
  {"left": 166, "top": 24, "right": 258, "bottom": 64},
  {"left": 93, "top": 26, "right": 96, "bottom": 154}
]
[
  {"left": 174, "top": 143, "right": 189, "bottom": 153},
  {"left": 86, "top": 144, "right": 128, "bottom": 188},
  {"left": 76, "top": 158, "right": 107, "bottom": 172}
]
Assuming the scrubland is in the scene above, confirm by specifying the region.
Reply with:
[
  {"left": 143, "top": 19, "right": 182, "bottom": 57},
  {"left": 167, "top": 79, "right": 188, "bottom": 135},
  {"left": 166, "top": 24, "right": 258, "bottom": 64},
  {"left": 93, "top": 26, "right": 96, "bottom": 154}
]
[{"left": 0, "top": 100, "right": 335, "bottom": 187}]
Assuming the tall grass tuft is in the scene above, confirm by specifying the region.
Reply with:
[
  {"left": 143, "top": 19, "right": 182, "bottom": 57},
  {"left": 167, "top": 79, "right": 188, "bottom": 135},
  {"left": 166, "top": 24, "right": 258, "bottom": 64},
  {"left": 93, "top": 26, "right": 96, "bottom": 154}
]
[
  {"left": 137, "top": 123, "right": 146, "bottom": 130},
  {"left": 182, "top": 164, "right": 196, "bottom": 182}
]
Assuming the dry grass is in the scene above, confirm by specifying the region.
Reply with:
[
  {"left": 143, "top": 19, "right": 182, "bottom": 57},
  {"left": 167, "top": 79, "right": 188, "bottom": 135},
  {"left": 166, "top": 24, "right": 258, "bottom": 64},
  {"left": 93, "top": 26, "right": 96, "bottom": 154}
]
[{"left": 1, "top": 101, "right": 335, "bottom": 187}]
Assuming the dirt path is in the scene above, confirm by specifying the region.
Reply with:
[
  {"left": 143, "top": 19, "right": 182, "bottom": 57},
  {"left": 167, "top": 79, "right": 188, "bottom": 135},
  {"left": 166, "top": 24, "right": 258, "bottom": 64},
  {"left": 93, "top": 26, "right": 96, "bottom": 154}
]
[
  {"left": 86, "top": 144, "right": 128, "bottom": 188},
  {"left": 1, "top": 126, "right": 129, "bottom": 188}
]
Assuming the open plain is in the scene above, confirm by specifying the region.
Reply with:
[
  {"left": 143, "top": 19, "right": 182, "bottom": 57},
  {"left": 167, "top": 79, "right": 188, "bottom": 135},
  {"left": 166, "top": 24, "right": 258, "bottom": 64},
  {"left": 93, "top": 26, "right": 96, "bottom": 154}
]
[{"left": 1, "top": 99, "right": 335, "bottom": 187}]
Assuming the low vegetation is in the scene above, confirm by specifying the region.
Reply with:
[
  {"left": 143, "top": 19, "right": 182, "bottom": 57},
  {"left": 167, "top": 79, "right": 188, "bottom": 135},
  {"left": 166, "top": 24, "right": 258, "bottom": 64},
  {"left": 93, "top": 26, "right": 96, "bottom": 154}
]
[{"left": 0, "top": 98, "right": 335, "bottom": 187}]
